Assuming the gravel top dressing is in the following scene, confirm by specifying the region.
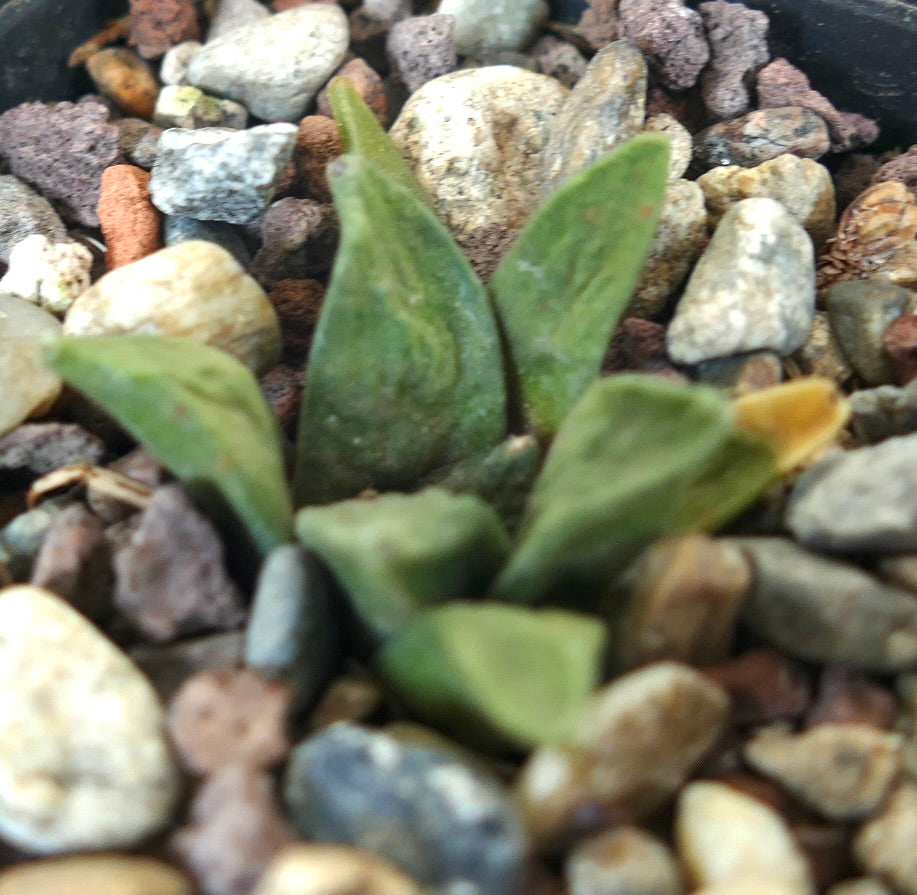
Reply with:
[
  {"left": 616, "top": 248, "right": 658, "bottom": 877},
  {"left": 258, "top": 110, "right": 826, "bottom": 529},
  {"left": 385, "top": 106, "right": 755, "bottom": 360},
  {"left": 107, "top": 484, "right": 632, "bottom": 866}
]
[{"left": 0, "top": 0, "right": 916, "bottom": 892}]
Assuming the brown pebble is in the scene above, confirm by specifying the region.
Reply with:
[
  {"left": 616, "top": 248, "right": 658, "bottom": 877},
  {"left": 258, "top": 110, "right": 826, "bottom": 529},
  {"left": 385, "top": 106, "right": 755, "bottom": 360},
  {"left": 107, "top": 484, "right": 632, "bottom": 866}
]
[
  {"left": 129, "top": 0, "right": 201, "bottom": 59},
  {"left": 456, "top": 224, "right": 519, "bottom": 282},
  {"left": 604, "top": 317, "right": 668, "bottom": 371},
  {"left": 168, "top": 667, "right": 293, "bottom": 774},
  {"left": 295, "top": 115, "right": 343, "bottom": 203},
  {"left": 317, "top": 58, "right": 389, "bottom": 127},
  {"left": 883, "top": 314, "right": 917, "bottom": 385},
  {"left": 530, "top": 35, "right": 587, "bottom": 89},
  {"left": 252, "top": 198, "right": 338, "bottom": 287},
  {"left": 873, "top": 145, "right": 917, "bottom": 194},
  {"left": 98, "top": 164, "right": 163, "bottom": 270},
  {"left": 86, "top": 48, "right": 160, "bottom": 119},
  {"left": 260, "top": 364, "right": 305, "bottom": 431},
  {"left": 172, "top": 764, "right": 294, "bottom": 895},
  {"left": 309, "top": 674, "right": 384, "bottom": 731},
  {"left": 268, "top": 278, "right": 325, "bottom": 365},
  {"left": 805, "top": 666, "right": 897, "bottom": 730}
]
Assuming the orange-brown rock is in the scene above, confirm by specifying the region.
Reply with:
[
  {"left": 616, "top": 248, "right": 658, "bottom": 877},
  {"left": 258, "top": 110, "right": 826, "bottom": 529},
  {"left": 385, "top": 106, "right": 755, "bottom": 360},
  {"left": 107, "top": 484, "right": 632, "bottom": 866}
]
[
  {"left": 294, "top": 115, "right": 343, "bottom": 202},
  {"left": 268, "top": 278, "right": 325, "bottom": 364},
  {"left": 130, "top": 0, "right": 201, "bottom": 59},
  {"left": 97, "top": 164, "right": 163, "bottom": 270},
  {"left": 317, "top": 59, "right": 389, "bottom": 126},
  {"left": 86, "top": 48, "right": 160, "bottom": 119}
]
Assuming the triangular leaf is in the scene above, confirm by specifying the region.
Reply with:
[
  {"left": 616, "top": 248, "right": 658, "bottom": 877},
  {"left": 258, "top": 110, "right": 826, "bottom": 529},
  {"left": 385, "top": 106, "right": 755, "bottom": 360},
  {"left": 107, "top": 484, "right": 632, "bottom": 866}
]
[
  {"left": 47, "top": 335, "right": 292, "bottom": 556},
  {"left": 490, "top": 134, "right": 670, "bottom": 440},
  {"left": 378, "top": 602, "right": 607, "bottom": 751},
  {"left": 293, "top": 156, "right": 506, "bottom": 505}
]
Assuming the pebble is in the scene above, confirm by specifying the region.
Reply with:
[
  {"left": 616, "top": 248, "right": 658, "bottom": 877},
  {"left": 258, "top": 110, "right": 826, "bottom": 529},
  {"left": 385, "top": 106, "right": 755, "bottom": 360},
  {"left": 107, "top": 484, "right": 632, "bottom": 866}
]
[
  {"left": 130, "top": 0, "right": 200, "bottom": 58},
  {"left": 515, "top": 661, "right": 729, "bottom": 846},
  {"left": 167, "top": 668, "right": 293, "bottom": 774},
  {"left": 316, "top": 57, "right": 389, "bottom": 126},
  {"left": 793, "top": 311, "right": 854, "bottom": 385},
  {"left": 666, "top": 198, "right": 815, "bottom": 364},
  {"left": 0, "top": 175, "right": 66, "bottom": 262},
  {"left": 698, "top": 154, "right": 836, "bottom": 249},
  {"left": 251, "top": 198, "right": 337, "bottom": 286},
  {"left": 98, "top": 164, "right": 162, "bottom": 271},
  {"left": 295, "top": 115, "right": 343, "bottom": 203},
  {"left": 150, "top": 124, "right": 297, "bottom": 225},
  {"left": 113, "top": 483, "right": 247, "bottom": 641},
  {"left": 309, "top": 675, "right": 384, "bottom": 731},
  {"left": 387, "top": 15, "right": 457, "bottom": 94},
  {"left": 284, "top": 723, "right": 526, "bottom": 895},
  {"left": 618, "top": 0, "right": 708, "bottom": 91},
  {"left": 0, "top": 422, "right": 103, "bottom": 475},
  {"left": 63, "top": 240, "right": 281, "bottom": 373},
  {"left": 0, "top": 295, "right": 63, "bottom": 438},
  {"left": 85, "top": 48, "right": 160, "bottom": 119},
  {"left": 854, "top": 783, "right": 917, "bottom": 895},
  {"left": 0, "top": 234, "right": 93, "bottom": 314},
  {"left": 0, "top": 585, "right": 179, "bottom": 851},
  {"left": 874, "top": 144, "right": 917, "bottom": 193},
  {"left": 613, "top": 534, "right": 751, "bottom": 670},
  {"left": 693, "top": 883, "right": 814, "bottom": 895},
  {"left": 806, "top": 666, "right": 897, "bottom": 729},
  {"left": 693, "top": 107, "right": 831, "bottom": 170},
  {"left": 698, "top": 0, "right": 770, "bottom": 119},
  {"left": 758, "top": 57, "right": 879, "bottom": 152},
  {"left": 628, "top": 178, "right": 706, "bottom": 318},
  {"left": 173, "top": 764, "right": 294, "bottom": 895},
  {"left": 787, "top": 434, "right": 917, "bottom": 552},
  {"left": 438, "top": 0, "right": 548, "bottom": 53},
  {"left": 735, "top": 537, "right": 917, "bottom": 672},
  {"left": 0, "top": 499, "right": 67, "bottom": 581},
  {"left": 154, "top": 85, "right": 248, "bottom": 129},
  {"left": 0, "top": 855, "right": 192, "bottom": 895},
  {"left": 604, "top": 316, "right": 668, "bottom": 371},
  {"left": 390, "top": 67, "right": 567, "bottom": 241},
  {"left": 0, "top": 101, "right": 120, "bottom": 227},
  {"left": 253, "top": 844, "right": 424, "bottom": 895},
  {"left": 188, "top": 5, "right": 349, "bottom": 122},
  {"left": 117, "top": 117, "right": 162, "bottom": 169},
  {"left": 267, "top": 279, "right": 324, "bottom": 364},
  {"left": 826, "top": 280, "right": 911, "bottom": 385},
  {"left": 160, "top": 40, "right": 202, "bottom": 85},
  {"left": 565, "top": 826, "right": 682, "bottom": 895},
  {"left": 744, "top": 724, "right": 902, "bottom": 821},
  {"left": 540, "top": 40, "right": 645, "bottom": 194},
  {"left": 529, "top": 35, "right": 587, "bottom": 89},
  {"left": 827, "top": 882, "right": 894, "bottom": 895},
  {"left": 676, "top": 780, "right": 815, "bottom": 895},
  {"left": 695, "top": 350, "right": 783, "bottom": 396},
  {"left": 246, "top": 544, "right": 337, "bottom": 711},
  {"left": 456, "top": 223, "right": 520, "bottom": 282},
  {"left": 883, "top": 314, "right": 917, "bottom": 385},
  {"left": 207, "top": 0, "right": 269, "bottom": 40},
  {"left": 163, "top": 215, "right": 250, "bottom": 266},
  {"left": 643, "top": 113, "right": 692, "bottom": 181},
  {"left": 348, "top": 0, "right": 411, "bottom": 73}
]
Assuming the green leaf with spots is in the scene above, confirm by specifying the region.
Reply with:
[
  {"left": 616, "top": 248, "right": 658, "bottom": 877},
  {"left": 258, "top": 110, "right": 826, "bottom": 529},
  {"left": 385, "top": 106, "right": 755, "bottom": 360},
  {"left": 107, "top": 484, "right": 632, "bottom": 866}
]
[
  {"left": 295, "top": 488, "right": 510, "bottom": 642},
  {"left": 378, "top": 602, "right": 607, "bottom": 751},
  {"left": 489, "top": 374, "right": 777, "bottom": 605},
  {"left": 490, "top": 134, "right": 670, "bottom": 440},
  {"left": 46, "top": 334, "right": 292, "bottom": 556},
  {"left": 294, "top": 155, "right": 506, "bottom": 505}
]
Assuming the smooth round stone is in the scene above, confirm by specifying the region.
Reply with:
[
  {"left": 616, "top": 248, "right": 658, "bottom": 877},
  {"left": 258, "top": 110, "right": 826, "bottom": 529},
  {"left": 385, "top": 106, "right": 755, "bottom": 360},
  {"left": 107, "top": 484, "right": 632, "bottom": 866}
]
[
  {"left": 0, "top": 175, "right": 67, "bottom": 263},
  {"left": 207, "top": 0, "right": 269, "bottom": 41},
  {"left": 666, "top": 198, "right": 815, "bottom": 365},
  {"left": 0, "top": 855, "right": 191, "bottom": 895},
  {"left": 389, "top": 67, "right": 568, "bottom": 241},
  {"left": 0, "top": 585, "right": 180, "bottom": 852},
  {"left": 644, "top": 113, "right": 692, "bottom": 182},
  {"left": 187, "top": 5, "right": 349, "bottom": 122},
  {"left": 63, "top": 241, "right": 281, "bottom": 374},
  {"left": 0, "top": 295, "right": 62, "bottom": 438},
  {"left": 854, "top": 784, "right": 917, "bottom": 895},
  {"left": 438, "top": 0, "right": 548, "bottom": 54},
  {"left": 160, "top": 40, "right": 202, "bottom": 86},
  {"left": 153, "top": 85, "right": 248, "bottom": 130},
  {"left": 0, "top": 234, "right": 93, "bottom": 315}
]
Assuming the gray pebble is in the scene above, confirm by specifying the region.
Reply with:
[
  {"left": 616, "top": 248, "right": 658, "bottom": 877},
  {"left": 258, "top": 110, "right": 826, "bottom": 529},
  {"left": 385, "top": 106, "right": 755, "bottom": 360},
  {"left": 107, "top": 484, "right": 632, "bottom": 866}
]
[
  {"left": 541, "top": 39, "right": 646, "bottom": 195},
  {"left": 695, "top": 350, "right": 783, "bottom": 396},
  {"left": 0, "top": 175, "right": 66, "bottom": 263},
  {"left": 117, "top": 118, "right": 162, "bottom": 169},
  {"left": 666, "top": 197, "right": 815, "bottom": 364},
  {"left": 827, "top": 280, "right": 912, "bottom": 386},
  {"left": 787, "top": 434, "right": 917, "bottom": 552},
  {"left": 0, "top": 422, "right": 104, "bottom": 474},
  {"left": 206, "top": 0, "right": 269, "bottom": 42},
  {"left": 251, "top": 198, "right": 337, "bottom": 286},
  {"left": 150, "top": 124, "right": 297, "bottom": 225},
  {"left": 0, "top": 499, "right": 67, "bottom": 581},
  {"left": 387, "top": 15, "right": 457, "bottom": 94},
  {"left": 529, "top": 35, "right": 587, "bottom": 89},
  {"left": 164, "top": 215, "right": 250, "bottom": 267},
  {"left": 693, "top": 107, "right": 831, "bottom": 170},
  {"left": 284, "top": 723, "right": 526, "bottom": 895},
  {"left": 735, "top": 537, "right": 917, "bottom": 672},
  {"left": 246, "top": 545, "right": 337, "bottom": 711},
  {"left": 188, "top": 5, "right": 349, "bottom": 122},
  {"left": 154, "top": 86, "right": 248, "bottom": 130},
  {"left": 160, "top": 40, "right": 202, "bottom": 85},
  {"left": 437, "top": 0, "right": 548, "bottom": 54},
  {"left": 849, "top": 380, "right": 917, "bottom": 443}
]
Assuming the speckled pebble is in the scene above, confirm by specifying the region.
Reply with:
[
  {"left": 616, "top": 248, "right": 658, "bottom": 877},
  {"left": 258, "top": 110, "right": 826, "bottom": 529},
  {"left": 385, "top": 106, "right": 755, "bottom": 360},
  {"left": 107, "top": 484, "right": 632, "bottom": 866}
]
[
  {"left": 0, "top": 175, "right": 66, "bottom": 263},
  {"left": 154, "top": 85, "right": 248, "bottom": 129},
  {"left": 207, "top": 0, "right": 269, "bottom": 41},
  {"left": 438, "top": 0, "right": 548, "bottom": 53},
  {"left": 387, "top": 15, "right": 457, "bottom": 94},
  {"left": 0, "top": 235, "right": 93, "bottom": 315},
  {"left": 117, "top": 117, "right": 162, "bottom": 169},
  {"left": 0, "top": 422, "right": 104, "bottom": 475}
]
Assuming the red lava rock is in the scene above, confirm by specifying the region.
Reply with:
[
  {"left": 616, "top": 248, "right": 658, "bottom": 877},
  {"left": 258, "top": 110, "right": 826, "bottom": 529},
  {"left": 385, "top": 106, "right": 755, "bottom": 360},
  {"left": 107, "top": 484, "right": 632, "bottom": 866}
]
[
  {"left": 0, "top": 101, "right": 120, "bottom": 227},
  {"left": 805, "top": 666, "right": 898, "bottom": 730},
  {"left": 883, "top": 312, "right": 917, "bottom": 385},
  {"left": 349, "top": 0, "right": 411, "bottom": 72},
  {"left": 98, "top": 164, "right": 163, "bottom": 270},
  {"left": 386, "top": 14, "right": 457, "bottom": 94},
  {"left": 294, "top": 115, "right": 343, "bottom": 203},
  {"left": 757, "top": 57, "right": 880, "bottom": 152},
  {"left": 268, "top": 279, "right": 325, "bottom": 365},
  {"left": 317, "top": 58, "right": 389, "bottom": 127},
  {"left": 259, "top": 363, "right": 305, "bottom": 430},
  {"left": 530, "top": 35, "right": 587, "bottom": 89},
  {"left": 873, "top": 145, "right": 917, "bottom": 194},
  {"left": 456, "top": 224, "right": 520, "bottom": 282},
  {"left": 129, "top": 0, "right": 201, "bottom": 59},
  {"left": 86, "top": 48, "right": 160, "bottom": 119},
  {"left": 703, "top": 648, "right": 812, "bottom": 725},
  {"left": 30, "top": 503, "right": 112, "bottom": 620},
  {"left": 172, "top": 764, "right": 294, "bottom": 895},
  {"left": 0, "top": 422, "right": 105, "bottom": 474},
  {"left": 573, "top": 0, "right": 619, "bottom": 51},
  {"left": 113, "top": 483, "right": 247, "bottom": 642},
  {"left": 604, "top": 317, "right": 668, "bottom": 371},
  {"left": 168, "top": 668, "right": 293, "bottom": 774},
  {"left": 252, "top": 198, "right": 338, "bottom": 286}
]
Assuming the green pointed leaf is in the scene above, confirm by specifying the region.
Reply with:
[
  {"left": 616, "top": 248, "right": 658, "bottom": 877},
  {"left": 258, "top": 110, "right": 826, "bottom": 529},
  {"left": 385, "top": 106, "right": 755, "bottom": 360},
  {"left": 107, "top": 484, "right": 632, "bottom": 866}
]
[
  {"left": 294, "top": 155, "right": 506, "bottom": 505},
  {"left": 490, "top": 134, "right": 670, "bottom": 440},
  {"left": 326, "top": 78, "right": 428, "bottom": 204},
  {"left": 489, "top": 374, "right": 777, "bottom": 605},
  {"left": 295, "top": 488, "right": 510, "bottom": 641},
  {"left": 46, "top": 335, "right": 292, "bottom": 556},
  {"left": 378, "top": 602, "right": 607, "bottom": 751}
]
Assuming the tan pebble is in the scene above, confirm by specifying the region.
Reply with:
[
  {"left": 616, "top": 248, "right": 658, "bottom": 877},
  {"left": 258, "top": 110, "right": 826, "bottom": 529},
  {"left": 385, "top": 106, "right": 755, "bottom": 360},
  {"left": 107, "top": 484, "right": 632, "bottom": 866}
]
[
  {"left": 295, "top": 115, "right": 343, "bottom": 203},
  {"left": 86, "top": 47, "right": 160, "bottom": 119},
  {"left": 318, "top": 59, "right": 389, "bottom": 127},
  {"left": 854, "top": 783, "right": 917, "bottom": 895},
  {"left": 826, "top": 879, "right": 895, "bottom": 895},
  {"left": 0, "top": 855, "right": 191, "bottom": 895},
  {"left": 791, "top": 311, "right": 854, "bottom": 385},
  {"left": 309, "top": 674, "right": 383, "bottom": 731},
  {"left": 98, "top": 164, "right": 162, "bottom": 270},
  {"left": 692, "top": 880, "right": 811, "bottom": 895}
]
